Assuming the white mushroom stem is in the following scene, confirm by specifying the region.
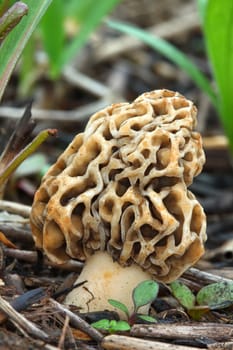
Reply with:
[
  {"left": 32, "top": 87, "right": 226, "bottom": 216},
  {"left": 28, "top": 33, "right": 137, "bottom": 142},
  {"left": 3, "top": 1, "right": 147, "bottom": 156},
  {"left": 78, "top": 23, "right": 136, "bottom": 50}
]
[{"left": 64, "top": 251, "right": 152, "bottom": 319}]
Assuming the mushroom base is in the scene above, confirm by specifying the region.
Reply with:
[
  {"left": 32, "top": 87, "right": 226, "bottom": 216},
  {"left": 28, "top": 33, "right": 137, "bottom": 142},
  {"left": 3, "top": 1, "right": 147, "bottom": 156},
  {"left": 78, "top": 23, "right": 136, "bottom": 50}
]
[{"left": 64, "top": 251, "right": 152, "bottom": 319}]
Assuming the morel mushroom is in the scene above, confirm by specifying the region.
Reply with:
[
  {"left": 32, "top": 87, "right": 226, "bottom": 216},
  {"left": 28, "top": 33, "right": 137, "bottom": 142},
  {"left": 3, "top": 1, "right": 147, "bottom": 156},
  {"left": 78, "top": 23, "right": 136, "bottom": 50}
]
[{"left": 30, "top": 89, "right": 206, "bottom": 315}]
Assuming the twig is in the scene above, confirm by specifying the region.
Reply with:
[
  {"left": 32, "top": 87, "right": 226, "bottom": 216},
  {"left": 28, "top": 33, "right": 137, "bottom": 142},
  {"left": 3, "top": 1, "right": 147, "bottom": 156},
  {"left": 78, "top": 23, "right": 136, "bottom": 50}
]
[
  {"left": 58, "top": 314, "right": 70, "bottom": 349},
  {"left": 203, "top": 135, "right": 228, "bottom": 149},
  {"left": 62, "top": 66, "right": 110, "bottom": 97},
  {"left": 131, "top": 323, "right": 233, "bottom": 342},
  {"left": 4, "top": 248, "right": 37, "bottom": 263},
  {"left": 205, "top": 268, "right": 233, "bottom": 280},
  {"left": 4, "top": 247, "right": 83, "bottom": 271},
  {"left": 0, "top": 295, "right": 49, "bottom": 341},
  {"left": 183, "top": 267, "right": 233, "bottom": 285},
  {"left": 101, "top": 334, "right": 201, "bottom": 350},
  {"left": 0, "top": 287, "right": 46, "bottom": 324},
  {"left": 0, "top": 199, "right": 31, "bottom": 217},
  {"left": 96, "top": 11, "right": 200, "bottom": 62},
  {"left": 0, "top": 224, "right": 33, "bottom": 244},
  {"left": 0, "top": 99, "right": 109, "bottom": 124},
  {"left": 44, "top": 257, "right": 83, "bottom": 271},
  {"left": 49, "top": 298, "right": 103, "bottom": 343},
  {"left": 208, "top": 342, "right": 233, "bottom": 350}
]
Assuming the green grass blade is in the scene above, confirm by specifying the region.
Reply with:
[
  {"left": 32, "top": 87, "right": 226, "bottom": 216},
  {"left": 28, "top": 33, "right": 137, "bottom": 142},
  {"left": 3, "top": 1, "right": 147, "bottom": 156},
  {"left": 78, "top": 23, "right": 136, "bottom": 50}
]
[
  {"left": 204, "top": 0, "right": 233, "bottom": 152},
  {"left": 197, "top": 0, "right": 209, "bottom": 23},
  {"left": 0, "top": 0, "right": 52, "bottom": 101},
  {"left": 40, "top": 0, "right": 65, "bottom": 78},
  {"left": 59, "top": 0, "right": 121, "bottom": 71},
  {"left": 65, "top": 0, "right": 96, "bottom": 18},
  {"left": 107, "top": 19, "right": 217, "bottom": 108}
]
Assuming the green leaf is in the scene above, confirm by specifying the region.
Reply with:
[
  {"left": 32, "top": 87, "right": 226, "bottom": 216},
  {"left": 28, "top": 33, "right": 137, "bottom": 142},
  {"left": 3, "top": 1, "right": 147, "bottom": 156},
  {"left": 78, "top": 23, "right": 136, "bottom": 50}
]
[
  {"left": 197, "top": 281, "right": 233, "bottom": 308},
  {"left": 91, "top": 319, "right": 110, "bottom": 330},
  {"left": 109, "top": 320, "right": 131, "bottom": 332},
  {"left": 170, "top": 280, "right": 196, "bottom": 310},
  {"left": 107, "top": 19, "right": 217, "bottom": 109},
  {"left": 0, "top": 0, "right": 52, "bottom": 101},
  {"left": 40, "top": 0, "right": 65, "bottom": 78},
  {"left": 204, "top": 0, "right": 233, "bottom": 152},
  {"left": 91, "top": 319, "right": 131, "bottom": 332},
  {"left": 59, "top": 0, "right": 121, "bottom": 72},
  {"left": 108, "top": 299, "right": 129, "bottom": 318},
  {"left": 132, "top": 280, "right": 159, "bottom": 312},
  {"left": 137, "top": 314, "right": 157, "bottom": 323}
]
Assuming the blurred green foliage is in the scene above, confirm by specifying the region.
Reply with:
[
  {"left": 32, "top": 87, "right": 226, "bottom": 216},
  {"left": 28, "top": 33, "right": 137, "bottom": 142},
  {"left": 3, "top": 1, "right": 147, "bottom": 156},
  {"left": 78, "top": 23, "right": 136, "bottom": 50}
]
[
  {"left": 19, "top": 0, "right": 121, "bottom": 92},
  {"left": 108, "top": 0, "right": 233, "bottom": 154}
]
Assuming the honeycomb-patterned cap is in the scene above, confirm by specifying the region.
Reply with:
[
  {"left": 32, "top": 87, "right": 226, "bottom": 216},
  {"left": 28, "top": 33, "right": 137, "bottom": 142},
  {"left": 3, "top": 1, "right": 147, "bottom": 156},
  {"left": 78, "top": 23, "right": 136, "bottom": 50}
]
[{"left": 30, "top": 89, "right": 206, "bottom": 282}]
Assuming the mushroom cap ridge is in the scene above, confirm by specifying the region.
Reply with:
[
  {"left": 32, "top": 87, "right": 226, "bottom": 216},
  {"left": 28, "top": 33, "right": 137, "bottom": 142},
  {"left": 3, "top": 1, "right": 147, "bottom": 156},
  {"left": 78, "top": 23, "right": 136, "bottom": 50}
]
[{"left": 30, "top": 89, "right": 206, "bottom": 283}]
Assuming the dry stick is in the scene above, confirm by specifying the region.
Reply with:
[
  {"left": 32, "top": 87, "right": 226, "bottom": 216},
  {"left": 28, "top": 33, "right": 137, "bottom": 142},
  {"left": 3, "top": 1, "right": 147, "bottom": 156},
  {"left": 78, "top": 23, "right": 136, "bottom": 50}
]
[
  {"left": 4, "top": 247, "right": 83, "bottom": 271},
  {"left": 0, "top": 224, "right": 33, "bottom": 244},
  {"left": 203, "top": 135, "right": 228, "bottom": 149},
  {"left": 4, "top": 248, "right": 38, "bottom": 263},
  {"left": 0, "top": 199, "right": 31, "bottom": 218},
  {"left": 58, "top": 314, "right": 70, "bottom": 349},
  {"left": 101, "top": 334, "right": 201, "bottom": 350},
  {"left": 49, "top": 299, "right": 103, "bottom": 343},
  {"left": 62, "top": 66, "right": 110, "bottom": 97},
  {"left": 183, "top": 267, "right": 233, "bottom": 284},
  {"left": 96, "top": 11, "right": 200, "bottom": 62},
  {"left": 205, "top": 268, "right": 233, "bottom": 280},
  {"left": 0, "top": 295, "right": 49, "bottom": 341},
  {"left": 44, "top": 256, "right": 83, "bottom": 271},
  {"left": 0, "top": 99, "right": 108, "bottom": 124},
  {"left": 131, "top": 323, "right": 233, "bottom": 342},
  {"left": 208, "top": 342, "right": 233, "bottom": 350}
]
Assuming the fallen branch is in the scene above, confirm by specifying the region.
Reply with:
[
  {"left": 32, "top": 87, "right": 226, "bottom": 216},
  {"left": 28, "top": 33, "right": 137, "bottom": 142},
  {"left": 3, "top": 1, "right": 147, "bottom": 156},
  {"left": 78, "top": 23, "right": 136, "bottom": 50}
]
[
  {"left": 4, "top": 247, "right": 83, "bottom": 271},
  {"left": 0, "top": 99, "right": 109, "bottom": 124},
  {"left": 183, "top": 267, "right": 233, "bottom": 285},
  {"left": 131, "top": 323, "right": 233, "bottom": 342},
  {"left": 0, "top": 199, "right": 31, "bottom": 217},
  {"left": 208, "top": 342, "right": 233, "bottom": 350},
  {"left": 62, "top": 66, "right": 110, "bottom": 97},
  {"left": 49, "top": 298, "right": 103, "bottom": 343},
  {"left": 101, "top": 334, "right": 202, "bottom": 350},
  {"left": 0, "top": 295, "right": 49, "bottom": 341}
]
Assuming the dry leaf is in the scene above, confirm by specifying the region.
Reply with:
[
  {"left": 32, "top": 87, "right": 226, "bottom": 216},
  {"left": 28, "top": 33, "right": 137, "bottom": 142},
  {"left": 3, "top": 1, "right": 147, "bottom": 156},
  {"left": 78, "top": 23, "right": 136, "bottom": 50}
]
[
  {"left": 71, "top": 328, "right": 92, "bottom": 340},
  {"left": 0, "top": 231, "right": 17, "bottom": 248}
]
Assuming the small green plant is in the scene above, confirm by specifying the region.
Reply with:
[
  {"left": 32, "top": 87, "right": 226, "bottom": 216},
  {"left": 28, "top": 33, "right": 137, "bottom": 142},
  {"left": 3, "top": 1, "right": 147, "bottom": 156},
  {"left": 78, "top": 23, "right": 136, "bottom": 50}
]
[
  {"left": 91, "top": 319, "right": 131, "bottom": 333},
  {"left": 170, "top": 279, "right": 233, "bottom": 320},
  {"left": 91, "top": 280, "right": 158, "bottom": 332},
  {"left": 107, "top": 0, "right": 233, "bottom": 154}
]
